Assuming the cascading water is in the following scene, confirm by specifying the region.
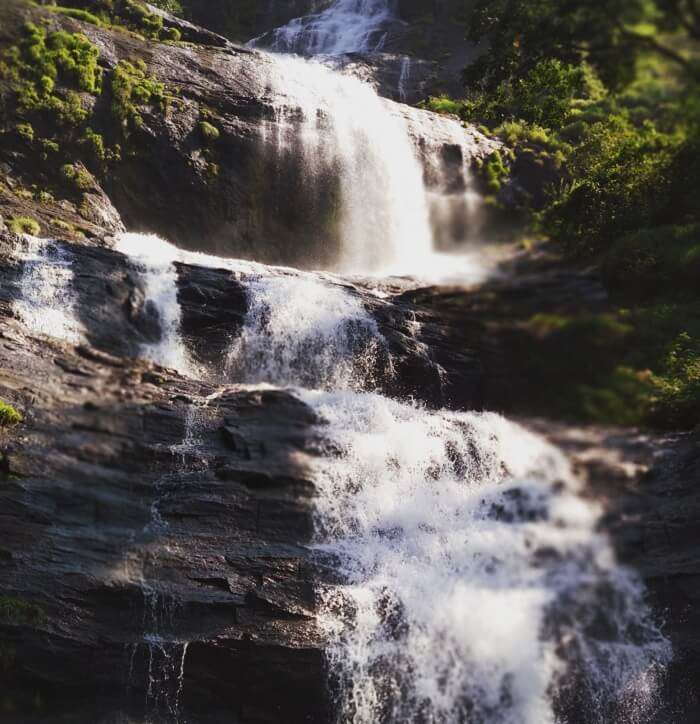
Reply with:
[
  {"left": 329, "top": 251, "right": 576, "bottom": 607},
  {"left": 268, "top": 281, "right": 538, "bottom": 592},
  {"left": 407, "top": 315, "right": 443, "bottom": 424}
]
[
  {"left": 248, "top": 0, "right": 497, "bottom": 277},
  {"left": 226, "top": 274, "right": 388, "bottom": 390},
  {"left": 14, "top": 235, "right": 84, "bottom": 344},
  {"left": 260, "top": 54, "right": 435, "bottom": 274},
  {"left": 44, "top": 3, "right": 670, "bottom": 720},
  {"left": 299, "top": 390, "right": 671, "bottom": 723},
  {"left": 114, "top": 233, "right": 197, "bottom": 376},
  {"left": 251, "top": 0, "right": 395, "bottom": 56}
]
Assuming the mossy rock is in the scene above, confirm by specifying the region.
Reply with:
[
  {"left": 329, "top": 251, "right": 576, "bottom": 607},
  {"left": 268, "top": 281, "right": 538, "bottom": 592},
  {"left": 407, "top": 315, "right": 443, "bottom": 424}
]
[{"left": 9, "top": 217, "right": 40, "bottom": 236}]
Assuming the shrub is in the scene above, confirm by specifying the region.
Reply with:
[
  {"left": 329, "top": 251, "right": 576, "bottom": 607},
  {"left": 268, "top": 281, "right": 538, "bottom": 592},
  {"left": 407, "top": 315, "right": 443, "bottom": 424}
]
[
  {"left": 603, "top": 224, "right": 700, "bottom": 295},
  {"left": 423, "top": 95, "right": 463, "bottom": 116},
  {"left": 199, "top": 120, "right": 220, "bottom": 143},
  {"left": 0, "top": 401, "right": 22, "bottom": 427},
  {"left": 9, "top": 217, "right": 41, "bottom": 236}
]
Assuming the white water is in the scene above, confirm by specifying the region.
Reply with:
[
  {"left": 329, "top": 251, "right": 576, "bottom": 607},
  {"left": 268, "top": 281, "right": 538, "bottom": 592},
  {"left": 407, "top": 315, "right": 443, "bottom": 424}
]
[
  {"left": 14, "top": 235, "right": 84, "bottom": 344},
  {"left": 226, "top": 274, "right": 388, "bottom": 389},
  {"left": 253, "top": 0, "right": 394, "bottom": 55},
  {"left": 218, "top": 250, "right": 671, "bottom": 722},
  {"left": 114, "top": 233, "right": 197, "bottom": 376},
  {"left": 261, "top": 54, "right": 436, "bottom": 274},
  {"left": 300, "top": 390, "right": 671, "bottom": 723}
]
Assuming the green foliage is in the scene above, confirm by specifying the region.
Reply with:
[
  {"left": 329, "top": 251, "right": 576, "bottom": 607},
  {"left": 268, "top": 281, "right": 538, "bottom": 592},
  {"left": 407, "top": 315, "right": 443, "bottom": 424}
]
[
  {"left": 0, "top": 597, "right": 45, "bottom": 625},
  {"left": 46, "top": 6, "right": 104, "bottom": 26},
  {"left": 110, "top": 59, "right": 166, "bottom": 131},
  {"left": 199, "top": 120, "right": 220, "bottom": 143},
  {"left": 423, "top": 95, "right": 463, "bottom": 116},
  {"left": 9, "top": 217, "right": 41, "bottom": 236},
  {"left": 465, "top": 0, "right": 700, "bottom": 94},
  {"left": 0, "top": 400, "right": 22, "bottom": 427},
  {"left": 0, "top": 23, "right": 102, "bottom": 129},
  {"left": 603, "top": 224, "right": 700, "bottom": 294},
  {"left": 15, "top": 122, "right": 34, "bottom": 142},
  {"left": 523, "top": 303, "right": 700, "bottom": 428},
  {"left": 120, "top": 0, "right": 163, "bottom": 38},
  {"left": 482, "top": 150, "right": 509, "bottom": 194},
  {"left": 163, "top": 27, "right": 182, "bottom": 42},
  {"left": 61, "top": 163, "right": 93, "bottom": 191},
  {"left": 82, "top": 127, "right": 106, "bottom": 161}
]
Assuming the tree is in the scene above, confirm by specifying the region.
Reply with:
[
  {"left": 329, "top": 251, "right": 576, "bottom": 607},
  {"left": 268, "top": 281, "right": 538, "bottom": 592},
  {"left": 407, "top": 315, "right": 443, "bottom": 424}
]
[{"left": 464, "top": 0, "right": 700, "bottom": 92}]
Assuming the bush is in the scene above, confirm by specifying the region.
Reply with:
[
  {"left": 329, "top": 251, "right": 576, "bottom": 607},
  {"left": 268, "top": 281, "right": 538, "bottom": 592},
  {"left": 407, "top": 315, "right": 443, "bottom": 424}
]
[
  {"left": 0, "top": 400, "right": 22, "bottom": 427},
  {"left": 423, "top": 95, "right": 463, "bottom": 116},
  {"left": 9, "top": 217, "right": 41, "bottom": 236},
  {"left": 603, "top": 224, "right": 700, "bottom": 295}
]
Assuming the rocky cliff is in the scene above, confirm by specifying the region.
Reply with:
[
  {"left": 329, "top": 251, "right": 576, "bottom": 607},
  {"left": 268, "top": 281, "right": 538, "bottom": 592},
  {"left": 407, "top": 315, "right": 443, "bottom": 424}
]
[{"left": 0, "top": 2, "right": 698, "bottom": 723}]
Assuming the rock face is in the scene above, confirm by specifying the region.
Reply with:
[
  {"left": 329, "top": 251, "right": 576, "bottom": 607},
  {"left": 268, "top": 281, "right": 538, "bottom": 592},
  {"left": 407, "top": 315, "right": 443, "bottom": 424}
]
[
  {"left": 0, "top": 229, "right": 698, "bottom": 721},
  {"left": 0, "top": 0, "right": 495, "bottom": 270}
]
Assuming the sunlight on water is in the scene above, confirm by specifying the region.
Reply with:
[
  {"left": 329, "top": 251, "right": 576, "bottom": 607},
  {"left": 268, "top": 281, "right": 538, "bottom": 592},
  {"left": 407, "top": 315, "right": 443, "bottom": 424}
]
[
  {"left": 300, "top": 390, "right": 672, "bottom": 724},
  {"left": 14, "top": 235, "right": 84, "bottom": 344}
]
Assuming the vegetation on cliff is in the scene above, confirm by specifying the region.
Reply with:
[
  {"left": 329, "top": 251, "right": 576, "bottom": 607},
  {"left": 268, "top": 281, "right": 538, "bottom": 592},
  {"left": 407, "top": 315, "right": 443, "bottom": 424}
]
[{"left": 422, "top": 0, "right": 700, "bottom": 429}]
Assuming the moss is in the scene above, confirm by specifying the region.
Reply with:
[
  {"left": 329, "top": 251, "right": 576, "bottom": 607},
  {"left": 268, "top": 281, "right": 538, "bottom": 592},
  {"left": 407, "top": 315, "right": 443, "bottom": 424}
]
[
  {"left": 50, "top": 218, "right": 75, "bottom": 233},
  {"left": 82, "top": 127, "right": 106, "bottom": 161},
  {"left": 46, "top": 6, "right": 104, "bottom": 27},
  {"left": 0, "top": 401, "right": 22, "bottom": 427},
  {"left": 199, "top": 120, "right": 220, "bottom": 143},
  {"left": 164, "top": 27, "right": 182, "bottom": 42},
  {"left": 38, "top": 138, "right": 60, "bottom": 159},
  {"left": 15, "top": 122, "right": 34, "bottom": 142},
  {"left": 120, "top": 0, "right": 163, "bottom": 39},
  {"left": 60, "top": 163, "right": 93, "bottom": 191},
  {"left": 110, "top": 59, "right": 166, "bottom": 132},
  {"left": 482, "top": 150, "right": 509, "bottom": 194},
  {"left": 0, "top": 597, "right": 45, "bottom": 625},
  {"left": 0, "top": 23, "right": 102, "bottom": 129},
  {"left": 9, "top": 217, "right": 41, "bottom": 236},
  {"left": 36, "top": 190, "right": 54, "bottom": 204}
]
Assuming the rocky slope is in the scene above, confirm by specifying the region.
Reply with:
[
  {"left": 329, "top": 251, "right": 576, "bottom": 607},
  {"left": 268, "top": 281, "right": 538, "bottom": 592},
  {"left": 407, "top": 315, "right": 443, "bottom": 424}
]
[
  {"left": 0, "top": 2, "right": 698, "bottom": 722},
  {"left": 0, "top": 0, "right": 495, "bottom": 268},
  {"left": 0, "top": 225, "right": 697, "bottom": 721}
]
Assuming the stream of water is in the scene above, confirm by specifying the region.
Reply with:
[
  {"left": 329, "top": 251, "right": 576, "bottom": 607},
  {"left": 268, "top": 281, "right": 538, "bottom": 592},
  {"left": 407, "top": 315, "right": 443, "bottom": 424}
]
[{"left": 9, "top": 1, "right": 674, "bottom": 721}]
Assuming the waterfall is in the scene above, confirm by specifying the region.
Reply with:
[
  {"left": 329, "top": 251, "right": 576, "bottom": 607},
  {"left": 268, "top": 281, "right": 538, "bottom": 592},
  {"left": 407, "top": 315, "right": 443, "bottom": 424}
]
[
  {"left": 14, "top": 235, "right": 84, "bottom": 344},
  {"left": 251, "top": 0, "right": 395, "bottom": 56},
  {"left": 222, "top": 268, "right": 671, "bottom": 721},
  {"left": 299, "top": 390, "right": 671, "bottom": 723},
  {"left": 114, "top": 233, "right": 197, "bottom": 376},
  {"left": 260, "top": 54, "right": 435, "bottom": 274},
  {"left": 226, "top": 274, "right": 388, "bottom": 389}
]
